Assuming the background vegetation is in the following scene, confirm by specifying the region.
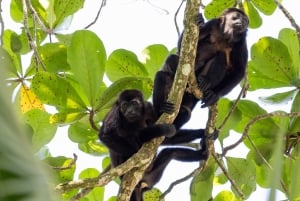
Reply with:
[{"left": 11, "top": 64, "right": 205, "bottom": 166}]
[{"left": 0, "top": 0, "right": 300, "bottom": 201}]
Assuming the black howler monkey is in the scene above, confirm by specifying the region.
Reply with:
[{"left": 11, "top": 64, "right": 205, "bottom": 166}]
[
  {"left": 153, "top": 7, "right": 248, "bottom": 129},
  {"left": 99, "top": 89, "right": 216, "bottom": 201}
]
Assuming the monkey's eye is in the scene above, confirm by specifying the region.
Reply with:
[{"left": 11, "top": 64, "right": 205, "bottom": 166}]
[
  {"left": 121, "top": 102, "right": 128, "bottom": 111},
  {"left": 131, "top": 99, "right": 140, "bottom": 106}
]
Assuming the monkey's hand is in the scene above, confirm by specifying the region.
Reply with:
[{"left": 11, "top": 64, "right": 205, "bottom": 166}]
[
  {"left": 206, "top": 128, "right": 219, "bottom": 140},
  {"left": 201, "top": 90, "right": 219, "bottom": 108},
  {"left": 196, "top": 13, "right": 205, "bottom": 27},
  {"left": 197, "top": 75, "right": 211, "bottom": 92},
  {"left": 159, "top": 101, "right": 175, "bottom": 114},
  {"left": 160, "top": 124, "right": 176, "bottom": 138}
]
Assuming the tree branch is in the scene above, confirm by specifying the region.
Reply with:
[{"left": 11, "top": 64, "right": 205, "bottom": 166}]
[
  {"left": 84, "top": 0, "right": 106, "bottom": 29},
  {"left": 222, "top": 112, "right": 300, "bottom": 156},
  {"left": 117, "top": 0, "right": 201, "bottom": 200}
]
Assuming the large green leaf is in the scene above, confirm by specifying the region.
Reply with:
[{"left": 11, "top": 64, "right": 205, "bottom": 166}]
[
  {"left": 249, "top": 37, "right": 295, "bottom": 90},
  {"left": 204, "top": 0, "right": 235, "bottom": 19},
  {"left": 278, "top": 28, "right": 300, "bottom": 77},
  {"left": 233, "top": 100, "right": 268, "bottom": 133},
  {"left": 2, "top": 30, "right": 22, "bottom": 74},
  {"left": 31, "top": 71, "right": 86, "bottom": 110},
  {"left": 0, "top": 47, "right": 17, "bottom": 77},
  {"left": 251, "top": 0, "right": 277, "bottom": 15},
  {"left": 24, "top": 109, "right": 57, "bottom": 152},
  {"left": 96, "top": 77, "right": 153, "bottom": 111},
  {"left": 68, "top": 121, "right": 98, "bottom": 143},
  {"left": 38, "top": 43, "right": 70, "bottom": 73},
  {"left": 227, "top": 157, "right": 256, "bottom": 199},
  {"left": 53, "top": 0, "right": 84, "bottom": 27},
  {"left": 259, "top": 89, "right": 298, "bottom": 104},
  {"left": 106, "top": 49, "right": 148, "bottom": 82},
  {"left": 44, "top": 156, "right": 76, "bottom": 183},
  {"left": 243, "top": 1, "right": 262, "bottom": 28},
  {"left": 141, "top": 44, "right": 169, "bottom": 79},
  {"left": 68, "top": 30, "right": 106, "bottom": 107}
]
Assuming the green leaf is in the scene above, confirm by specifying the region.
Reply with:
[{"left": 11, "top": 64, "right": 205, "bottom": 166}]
[
  {"left": 214, "top": 191, "right": 240, "bottom": 201},
  {"left": 78, "top": 141, "right": 108, "bottom": 155},
  {"left": 44, "top": 156, "right": 76, "bottom": 182},
  {"left": 204, "top": 0, "right": 235, "bottom": 19},
  {"left": 249, "top": 37, "right": 295, "bottom": 90},
  {"left": 289, "top": 147, "right": 300, "bottom": 200},
  {"left": 143, "top": 188, "right": 164, "bottom": 201},
  {"left": 289, "top": 92, "right": 300, "bottom": 133},
  {"left": 2, "top": 30, "right": 22, "bottom": 74},
  {"left": 191, "top": 157, "right": 217, "bottom": 201},
  {"left": 53, "top": 0, "right": 84, "bottom": 27},
  {"left": 278, "top": 28, "right": 300, "bottom": 76},
  {"left": 234, "top": 100, "right": 268, "bottom": 133},
  {"left": 259, "top": 89, "right": 297, "bottom": 104},
  {"left": 37, "top": 43, "right": 70, "bottom": 73},
  {"left": 50, "top": 111, "right": 87, "bottom": 125},
  {"left": 68, "top": 30, "right": 107, "bottom": 107},
  {"left": 251, "top": 0, "right": 277, "bottom": 15},
  {"left": 216, "top": 99, "right": 242, "bottom": 145},
  {"left": 68, "top": 121, "right": 98, "bottom": 143},
  {"left": 96, "top": 77, "right": 153, "bottom": 111},
  {"left": 141, "top": 44, "right": 169, "bottom": 78},
  {"left": 0, "top": 47, "right": 17, "bottom": 77},
  {"left": 79, "top": 168, "right": 100, "bottom": 179},
  {"left": 10, "top": 0, "right": 47, "bottom": 26},
  {"left": 244, "top": 1, "right": 262, "bottom": 28},
  {"left": 24, "top": 109, "right": 57, "bottom": 152},
  {"left": 31, "top": 71, "right": 86, "bottom": 110},
  {"left": 106, "top": 49, "right": 148, "bottom": 82},
  {"left": 226, "top": 157, "right": 256, "bottom": 198}
]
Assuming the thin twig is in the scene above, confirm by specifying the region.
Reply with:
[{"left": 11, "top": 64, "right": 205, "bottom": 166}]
[
  {"left": 25, "top": 0, "right": 51, "bottom": 33},
  {"left": 70, "top": 187, "right": 93, "bottom": 201},
  {"left": 22, "top": 0, "right": 46, "bottom": 71},
  {"left": 174, "top": 0, "right": 185, "bottom": 37},
  {"left": 218, "top": 73, "right": 249, "bottom": 130},
  {"left": 52, "top": 153, "right": 78, "bottom": 170},
  {"left": 84, "top": 0, "right": 106, "bottom": 29},
  {"left": 212, "top": 152, "right": 245, "bottom": 199},
  {"left": 274, "top": 0, "right": 300, "bottom": 46},
  {"left": 160, "top": 167, "right": 202, "bottom": 200},
  {"left": 246, "top": 136, "right": 289, "bottom": 195}
]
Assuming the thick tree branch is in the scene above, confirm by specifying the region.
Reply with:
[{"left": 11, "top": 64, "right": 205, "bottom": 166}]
[{"left": 117, "top": 0, "right": 201, "bottom": 200}]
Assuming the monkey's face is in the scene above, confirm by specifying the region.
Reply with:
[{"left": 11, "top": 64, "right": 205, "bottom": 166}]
[
  {"left": 221, "top": 10, "right": 249, "bottom": 40},
  {"left": 121, "top": 99, "right": 143, "bottom": 122}
]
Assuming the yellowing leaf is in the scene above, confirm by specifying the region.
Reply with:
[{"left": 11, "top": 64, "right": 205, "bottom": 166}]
[{"left": 20, "top": 85, "right": 45, "bottom": 113}]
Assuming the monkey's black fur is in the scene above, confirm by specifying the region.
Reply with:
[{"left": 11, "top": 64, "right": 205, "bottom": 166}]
[
  {"left": 99, "top": 89, "right": 216, "bottom": 201},
  {"left": 153, "top": 8, "right": 248, "bottom": 129}
]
